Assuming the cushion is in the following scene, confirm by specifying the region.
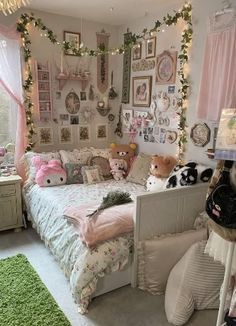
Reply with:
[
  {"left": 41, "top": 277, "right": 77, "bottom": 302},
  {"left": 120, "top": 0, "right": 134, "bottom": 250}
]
[
  {"left": 64, "top": 202, "right": 134, "bottom": 247},
  {"left": 165, "top": 240, "right": 224, "bottom": 326},
  {"left": 165, "top": 162, "right": 213, "bottom": 189},
  {"left": 138, "top": 229, "right": 207, "bottom": 295},
  {"left": 22, "top": 151, "right": 61, "bottom": 182},
  {"left": 81, "top": 165, "right": 104, "bottom": 184},
  {"left": 64, "top": 163, "right": 84, "bottom": 184},
  {"left": 90, "top": 147, "right": 112, "bottom": 160},
  {"left": 59, "top": 149, "right": 92, "bottom": 166},
  {"left": 89, "top": 156, "right": 112, "bottom": 180},
  {"left": 126, "top": 153, "right": 151, "bottom": 185}
]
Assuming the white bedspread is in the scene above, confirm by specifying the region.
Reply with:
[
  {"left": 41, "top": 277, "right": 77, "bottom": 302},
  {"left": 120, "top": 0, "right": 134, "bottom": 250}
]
[{"left": 23, "top": 180, "right": 145, "bottom": 313}]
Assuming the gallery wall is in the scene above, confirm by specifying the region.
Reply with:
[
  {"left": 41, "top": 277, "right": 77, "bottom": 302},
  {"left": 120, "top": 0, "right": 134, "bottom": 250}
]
[
  {"left": 117, "top": 0, "right": 224, "bottom": 166},
  {"left": 1, "top": 9, "right": 121, "bottom": 152}
]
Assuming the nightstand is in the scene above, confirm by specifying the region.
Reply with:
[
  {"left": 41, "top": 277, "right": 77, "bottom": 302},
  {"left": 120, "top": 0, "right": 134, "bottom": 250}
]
[{"left": 0, "top": 175, "right": 24, "bottom": 232}]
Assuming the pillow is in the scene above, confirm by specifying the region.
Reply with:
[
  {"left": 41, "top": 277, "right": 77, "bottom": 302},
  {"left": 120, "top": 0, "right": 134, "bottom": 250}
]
[
  {"left": 126, "top": 153, "right": 152, "bottom": 185},
  {"left": 90, "top": 147, "right": 112, "bottom": 160},
  {"left": 22, "top": 151, "right": 61, "bottom": 182},
  {"left": 89, "top": 156, "right": 112, "bottom": 180},
  {"left": 165, "top": 162, "right": 213, "bottom": 189},
  {"left": 165, "top": 240, "right": 224, "bottom": 326},
  {"left": 59, "top": 149, "right": 92, "bottom": 166},
  {"left": 81, "top": 165, "right": 104, "bottom": 184},
  {"left": 64, "top": 163, "right": 84, "bottom": 184},
  {"left": 138, "top": 229, "right": 207, "bottom": 295}
]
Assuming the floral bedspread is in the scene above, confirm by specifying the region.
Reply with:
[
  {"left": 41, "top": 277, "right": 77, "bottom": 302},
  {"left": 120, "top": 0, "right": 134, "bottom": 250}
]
[{"left": 23, "top": 180, "right": 145, "bottom": 313}]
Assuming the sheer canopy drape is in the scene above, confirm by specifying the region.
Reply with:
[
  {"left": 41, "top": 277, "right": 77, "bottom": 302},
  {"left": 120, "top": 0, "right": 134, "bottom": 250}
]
[{"left": 0, "top": 24, "right": 27, "bottom": 179}]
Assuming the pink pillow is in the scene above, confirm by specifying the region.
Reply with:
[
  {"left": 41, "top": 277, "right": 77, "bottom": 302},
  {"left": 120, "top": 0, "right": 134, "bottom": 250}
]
[{"left": 64, "top": 202, "right": 134, "bottom": 247}]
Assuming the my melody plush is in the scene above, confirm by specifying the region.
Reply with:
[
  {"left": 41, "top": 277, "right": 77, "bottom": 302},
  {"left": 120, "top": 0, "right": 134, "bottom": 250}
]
[
  {"left": 150, "top": 155, "right": 177, "bottom": 178},
  {"left": 31, "top": 156, "right": 67, "bottom": 187},
  {"left": 166, "top": 161, "right": 213, "bottom": 188},
  {"left": 109, "top": 158, "right": 127, "bottom": 181}
]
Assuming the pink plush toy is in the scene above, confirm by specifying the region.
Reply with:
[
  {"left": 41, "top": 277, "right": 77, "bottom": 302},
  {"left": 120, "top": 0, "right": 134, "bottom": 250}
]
[
  {"left": 31, "top": 156, "right": 67, "bottom": 187},
  {"left": 109, "top": 158, "right": 127, "bottom": 181}
]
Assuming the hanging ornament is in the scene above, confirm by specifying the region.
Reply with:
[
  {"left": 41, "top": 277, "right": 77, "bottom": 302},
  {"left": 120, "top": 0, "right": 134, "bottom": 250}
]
[
  {"left": 89, "top": 84, "right": 95, "bottom": 101},
  {"left": 108, "top": 71, "right": 118, "bottom": 99},
  {"left": 114, "top": 105, "right": 123, "bottom": 138}
]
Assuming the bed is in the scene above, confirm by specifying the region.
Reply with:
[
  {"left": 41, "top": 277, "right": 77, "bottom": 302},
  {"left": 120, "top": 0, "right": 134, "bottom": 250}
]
[{"left": 23, "top": 177, "right": 209, "bottom": 313}]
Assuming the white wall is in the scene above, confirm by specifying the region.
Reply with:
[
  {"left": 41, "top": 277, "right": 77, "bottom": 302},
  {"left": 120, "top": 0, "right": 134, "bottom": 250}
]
[
  {"left": 118, "top": 0, "right": 225, "bottom": 166},
  {"left": 0, "top": 9, "right": 121, "bottom": 152}
]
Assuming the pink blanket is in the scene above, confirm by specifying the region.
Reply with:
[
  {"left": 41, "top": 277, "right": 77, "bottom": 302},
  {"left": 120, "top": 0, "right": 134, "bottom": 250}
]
[{"left": 64, "top": 202, "right": 134, "bottom": 247}]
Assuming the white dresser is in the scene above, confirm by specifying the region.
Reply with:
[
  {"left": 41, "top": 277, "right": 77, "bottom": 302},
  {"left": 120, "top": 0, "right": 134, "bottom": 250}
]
[{"left": 0, "top": 175, "right": 24, "bottom": 232}]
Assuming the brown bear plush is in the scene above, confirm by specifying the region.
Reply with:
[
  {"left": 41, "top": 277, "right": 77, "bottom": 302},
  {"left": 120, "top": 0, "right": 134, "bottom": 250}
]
[
  {"left": 150, "top": 155, "right": 177, "bottom": 178},
  {"left": 110, "top": 143, "right": 136, "bottom": 168}
]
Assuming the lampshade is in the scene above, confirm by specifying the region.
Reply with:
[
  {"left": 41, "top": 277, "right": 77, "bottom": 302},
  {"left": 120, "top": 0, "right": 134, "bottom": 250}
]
[{"left": 0, "top": 0, "right": 30, "bottom": 15}]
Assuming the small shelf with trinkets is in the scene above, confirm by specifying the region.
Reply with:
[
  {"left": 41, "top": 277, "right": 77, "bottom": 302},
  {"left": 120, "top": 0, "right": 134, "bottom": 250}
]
[
  {"left": 56, "top": 72, "right": 90, "bottom": 91},
  {"left": 35, "top": 61, "right": 53, "bottom": 121}
]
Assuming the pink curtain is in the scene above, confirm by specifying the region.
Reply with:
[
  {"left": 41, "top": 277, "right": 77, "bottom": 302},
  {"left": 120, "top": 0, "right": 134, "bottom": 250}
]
[
  {"left": 0, "top": 24, "right": 27, "bottom": 180},
  {"left": 197, "top": 15, "right": 236, "bottom": 122}
]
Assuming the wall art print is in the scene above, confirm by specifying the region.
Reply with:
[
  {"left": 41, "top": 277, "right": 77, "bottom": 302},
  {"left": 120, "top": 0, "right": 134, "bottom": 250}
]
[
  {"left": 97, "top": 31, "right": 110, "bottom": 94},
  {"left": 65, "top": 90, "right": 80, "bottom": 114},
  {"left": 190, "top": 122, "right": 211, "bottom": 147},
  {"left": 121, "top": 31, "right": 132, "bottom": 104},
  {"left": 59, "top": 126, "right": 72, "bottom": 144},
  {"left": 132, "top": 42, "right": 142, "bottom": 60},
  {"left": 38, "top": 127, "right": 53, "bottom": 145},
  {"left": 96, "top": 124, "right": 108, "bottom": 140},
  {"left": 156, "top": 50, "right": 177, "bottom": 84},
  {"left": 132, "top": 76, "right": 152, "bottom": 107},
  {"left": 146, "top": 37, "right": 156, "bottom": 59},
  {"left": 122, "top": 109, "right": 133, "bottom": 132},
  {"left": 79, "top": 125, "right": 90, "bottom": 142},
  {"left": 132, "top": 59, "right": 155, "bottom": 72},
  {"left": 64, "top": 31, "right": 80, "bottom": 56}
]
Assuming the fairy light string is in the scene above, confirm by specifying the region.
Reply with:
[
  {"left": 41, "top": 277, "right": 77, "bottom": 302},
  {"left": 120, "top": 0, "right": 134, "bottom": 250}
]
[{"left": 16, "top": 3, "right": 192, "bottom": 156}]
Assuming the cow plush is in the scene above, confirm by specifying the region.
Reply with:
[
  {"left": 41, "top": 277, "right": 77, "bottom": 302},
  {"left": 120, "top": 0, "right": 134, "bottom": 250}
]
[
  {"left": 166, "top": 161, "right": 213, "bottom": 189},
  {"left": 31, "top": 156, "right": 67, "bottom": 187}
]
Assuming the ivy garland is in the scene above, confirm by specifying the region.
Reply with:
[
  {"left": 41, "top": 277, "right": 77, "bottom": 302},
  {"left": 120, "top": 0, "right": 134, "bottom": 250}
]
[{"left": 16, "top": 3, "right": 192, "bottom": 157}]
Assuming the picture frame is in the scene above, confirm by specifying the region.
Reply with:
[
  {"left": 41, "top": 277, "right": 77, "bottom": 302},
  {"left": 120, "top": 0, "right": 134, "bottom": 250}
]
[
  {"left": 132, "top": 42, "right": 142, "bottom": 61},
  {"left": 122, "top": 109, "right": 133, "bottom": 132},
  {"left": 132, "top": 76, "right": 152, "bottom": 107},
  {"left": 156, "top": 51, "right": 177, "bottom": 85},
  {"left": 146, "top": 37, "right": 156, "bottom": 59},
  {"left": 79, "top": 125, "right": 90, "bottom": 142},
  {"left": 59, "top": 126, "right": 72, "bottom": 144},
  {"left": 70, "top": 115, "right": 79, "bottom": 125},
  {"left": 65, "top": 91, "right": 80, "bottom": 114},
  {"left": 64, "top": 31, "right": 80, "bottom": 56},
  {"left": 96, "top": 124, "right": 107, "bottom": 140},
  {"left": 38, "top": 127, "right": 53, "bottom": 145},
  {"left": 190, "top": 122, "right": 211, "bottom": 147}
]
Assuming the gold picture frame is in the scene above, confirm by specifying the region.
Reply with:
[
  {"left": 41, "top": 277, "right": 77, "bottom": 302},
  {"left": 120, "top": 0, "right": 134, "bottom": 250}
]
[
  {"left": 132, "top": 76, "right": 152, "bottom": 107},
  {"left": 156, "top": 50, "right": 177, "bottom": 84},
  {"left": 64, "top": 31, "right": 81, "bottom": 56}
]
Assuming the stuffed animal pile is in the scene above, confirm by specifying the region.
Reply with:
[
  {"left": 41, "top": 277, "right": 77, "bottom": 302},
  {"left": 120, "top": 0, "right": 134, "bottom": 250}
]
[{"left": 31, "top": 156, "right": 67, "bottom": 187}]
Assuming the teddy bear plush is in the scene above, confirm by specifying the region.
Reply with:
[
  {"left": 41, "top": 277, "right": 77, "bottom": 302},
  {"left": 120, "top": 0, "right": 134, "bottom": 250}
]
[
  {"left": 31, "top": 156, "right": 67, "bottom": 187},
  {"left": 109, "top": 158, "right": 127, "bottom": 181},
  {"left": 110, "top": 143, "right": 136, "bottom": 171},
  {"left": 150, "top": 155, "right": 177, "bottom": 178}
]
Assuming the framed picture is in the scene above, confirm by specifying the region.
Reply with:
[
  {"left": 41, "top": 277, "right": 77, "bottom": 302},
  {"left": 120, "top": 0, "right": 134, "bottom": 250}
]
[
  {"left": 59, "top": 126, "right": 72, "bottom": 144},
  {"left": 80, "top": 91, "right": 86, "bottom": 101},
  {"left": 156, "top": 51, "right": 177, "bottom": 84},
  {"left": 38, "top": 127, "right": 53, "bottom": 145},
  {"left": 70, "top": 115, "right": 79, "bottom": 125},
  {"left": 64, "top": 31, "right": 80, "bottom": 56},
  {"left": 132, "top": 42, "right": 142, "bottom": 61},
  {"left": 132, "top": 76, "right": 152, "bottom": 107},
  {"left": 65, "top": 91, "right": 80, "bottom": 114},
  {"left": 215, "top": 108, "right": 236, "bottom": 151},
  {"left": 79, "top": 125, "right": 90, "bottom": 142},
  {"left": 146, "top": 37, "right": 156, "bottom": 58},
  {"left": 122, "top": 109, "right": 133, "bottom": 132},
  {"left": 190, "top": 123, "right": 211, "bottom": 147},
  {"left": 96, "top": 124, "right": 107, "bottom": 140}
]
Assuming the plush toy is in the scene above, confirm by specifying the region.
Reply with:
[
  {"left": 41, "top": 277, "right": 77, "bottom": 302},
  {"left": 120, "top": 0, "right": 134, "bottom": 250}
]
[
  {"left": 166, "top": 161, "right": 213, "bottom": 189},
  {"left": 150, "top": 155, "right": 177, "bottom": 178},
  {"left": 109, "top": 158, "right": 127, "bottom": 181},
  {"left": 31, "top": 156, "right": 67, "bottom": 187},
  {"left": 146, "top": 175, "right": 166, "bottom": 192},
  {"left": 110, "top": 143, "right": 136, "bottom": 169}
]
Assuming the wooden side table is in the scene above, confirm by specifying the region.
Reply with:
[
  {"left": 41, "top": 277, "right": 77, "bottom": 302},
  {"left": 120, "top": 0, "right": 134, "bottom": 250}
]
[{"left": 0, "top": 175, "right": 24, "bottom": 232}]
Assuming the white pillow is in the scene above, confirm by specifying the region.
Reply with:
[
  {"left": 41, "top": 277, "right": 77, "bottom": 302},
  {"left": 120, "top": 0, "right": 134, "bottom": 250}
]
[
  {"left": 126, "top": 153, "right": 151, "bottom": 186},
  {"left": 138, "top": 229, "right": 207, "bottom": 295},
  {"left": 165, "top": 240, "right": 224, "bottom": 326},
  {"left": 59, "top": 149, "right": 92, "bottom": 166}
]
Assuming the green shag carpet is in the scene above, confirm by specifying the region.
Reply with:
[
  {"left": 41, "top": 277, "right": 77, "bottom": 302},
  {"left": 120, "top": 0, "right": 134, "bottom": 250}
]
[{"left": 0, "top": 254, "right": 71, "bottom": 326}]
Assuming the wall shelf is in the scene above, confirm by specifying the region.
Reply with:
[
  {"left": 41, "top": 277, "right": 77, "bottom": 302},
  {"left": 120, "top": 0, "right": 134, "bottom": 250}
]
[{"left": 56, "top": 73, "right": 90, "bottom": 91}]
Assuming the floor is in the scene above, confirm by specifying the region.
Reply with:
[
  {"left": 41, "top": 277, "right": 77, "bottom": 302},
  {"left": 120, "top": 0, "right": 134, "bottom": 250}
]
[{"left": 0, "top": 228, "right": 217, "bottom": 326}]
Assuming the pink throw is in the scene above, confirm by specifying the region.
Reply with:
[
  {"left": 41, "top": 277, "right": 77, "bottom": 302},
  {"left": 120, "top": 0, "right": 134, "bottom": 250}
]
[{"left": 64, "top": 202, "right": 134, "bottom": 247}]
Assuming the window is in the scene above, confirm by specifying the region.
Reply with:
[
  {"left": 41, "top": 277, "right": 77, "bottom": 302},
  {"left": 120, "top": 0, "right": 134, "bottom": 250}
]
[{"left": 0, "top": 84, "right": 17, "bottom": 147}]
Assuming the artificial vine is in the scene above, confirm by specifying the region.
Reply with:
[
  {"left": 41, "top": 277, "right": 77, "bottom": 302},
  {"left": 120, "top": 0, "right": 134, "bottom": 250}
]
[{"left": 16, "top": 3, "right": 192, "bottom": 158}]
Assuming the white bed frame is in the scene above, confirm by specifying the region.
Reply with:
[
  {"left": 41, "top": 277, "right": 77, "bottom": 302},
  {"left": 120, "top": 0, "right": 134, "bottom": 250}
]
[{"left": 94, "top": 183, "right": 209, "bottom": 296}]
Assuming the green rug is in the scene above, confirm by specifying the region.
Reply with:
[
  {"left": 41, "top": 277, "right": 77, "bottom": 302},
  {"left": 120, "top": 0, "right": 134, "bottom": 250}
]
[{"left": 0, "top": 254, "right": 71, "bottom": 326}]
